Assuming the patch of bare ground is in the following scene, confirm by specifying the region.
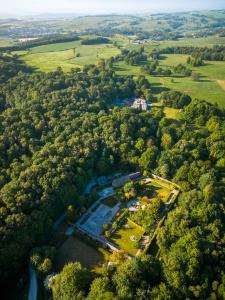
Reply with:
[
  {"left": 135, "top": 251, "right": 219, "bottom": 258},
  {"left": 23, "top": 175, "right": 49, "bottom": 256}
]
[
  {"left": 217, "top": 80, "right": 225, "bottom": 91},
  {"left": 56, "top": 235, "right": 104, "bottom": 271}
]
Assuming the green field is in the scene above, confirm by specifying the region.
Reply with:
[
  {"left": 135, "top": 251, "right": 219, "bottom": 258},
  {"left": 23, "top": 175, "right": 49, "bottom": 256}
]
[
  {"left": 17, "top": 41, "right": 120, "bottom": 72},
  {"left": 145, "top": 182, "right": 171, "bottom": 203},
  {"left": 114, "top": 54, "right": 225, "bottom": 108},
  {"left": 111, "top": 219, "right": 145, "bottom": 256}
]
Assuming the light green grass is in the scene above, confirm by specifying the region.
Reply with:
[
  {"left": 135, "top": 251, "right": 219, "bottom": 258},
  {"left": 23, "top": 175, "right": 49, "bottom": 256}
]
[
  {"left": 163, "top": 107, "right": 181, "bottom": 119},
  {"left": 150, "top": 179, "right": 174, "bottom": 191},
  {"left": 155, "top": 76, "right": 225, "bottom": 108},
  {"left": 29, "top": 40, "right": 81, "bottom": 53},
  {"left": 146, "top": 182, "right": 171, "bottom": 203},
  {"left": 19, "top": 44, "right": 120, "bottom": 72},
  {"left": 111, "top": 219, "right": 144, "bottom": 256}
]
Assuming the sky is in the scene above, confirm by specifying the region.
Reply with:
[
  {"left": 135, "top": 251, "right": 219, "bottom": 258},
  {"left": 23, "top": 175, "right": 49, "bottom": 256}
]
[{"left": 0, "top": 0, "right": 225, "bottom": 16}]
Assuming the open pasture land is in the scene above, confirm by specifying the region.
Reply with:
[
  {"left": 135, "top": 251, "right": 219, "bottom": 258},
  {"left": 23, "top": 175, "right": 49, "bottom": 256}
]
[
  {"left": 110, "top": 218, "right": 145, "bottom": 256},
  {"left": 18, "top": 41, "right": 120, "bottom": 72}
]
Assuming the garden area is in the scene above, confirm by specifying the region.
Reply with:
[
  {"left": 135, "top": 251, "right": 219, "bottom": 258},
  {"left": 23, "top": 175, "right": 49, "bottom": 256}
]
[
  {"left": 145, "top": 181, "right": 171, "bottom": 203},
  {"left": 110, "top": 218, "right": 145, "bottom": 256}
]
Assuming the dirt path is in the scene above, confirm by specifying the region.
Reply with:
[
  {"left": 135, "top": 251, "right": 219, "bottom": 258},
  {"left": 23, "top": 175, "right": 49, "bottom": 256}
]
[{"left": 217, "top": 80, "right": 225, "bottom": 91}]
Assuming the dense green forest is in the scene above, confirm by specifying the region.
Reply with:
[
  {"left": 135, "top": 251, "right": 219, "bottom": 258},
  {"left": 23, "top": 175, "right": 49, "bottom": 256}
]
[{"left": 0, "top": 51, "right": 224, "bottom": 299}]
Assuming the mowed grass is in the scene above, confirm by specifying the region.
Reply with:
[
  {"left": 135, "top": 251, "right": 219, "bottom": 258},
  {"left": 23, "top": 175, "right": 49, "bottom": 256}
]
[
  {"left": 146, "top": 182, "right": 171, "bottom": 203},
  {"left": 111, "top": 218, "right": 145, "bottom": 256},
  {"left": 114, "top": 54, "right": 225, "bottom": 108},
  {"left": 18, "top": 42, "right": 120, "bottom": 72}
]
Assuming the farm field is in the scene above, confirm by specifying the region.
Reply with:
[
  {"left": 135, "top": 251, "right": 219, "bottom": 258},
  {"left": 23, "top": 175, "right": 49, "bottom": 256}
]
[{"left": 110, "top": 218, "right": 145, "bottom": 256}]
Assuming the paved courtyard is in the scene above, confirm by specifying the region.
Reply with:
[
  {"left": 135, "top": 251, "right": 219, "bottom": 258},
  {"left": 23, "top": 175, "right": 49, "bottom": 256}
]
[{"left": 78, "top": 202, "right": 120, "bottom": 236}]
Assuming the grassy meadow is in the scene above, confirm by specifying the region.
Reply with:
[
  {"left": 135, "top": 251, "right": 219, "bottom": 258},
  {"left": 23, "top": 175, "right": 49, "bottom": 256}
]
[{"left": 16, "top": 40, "right": 120, "bottom": 72}]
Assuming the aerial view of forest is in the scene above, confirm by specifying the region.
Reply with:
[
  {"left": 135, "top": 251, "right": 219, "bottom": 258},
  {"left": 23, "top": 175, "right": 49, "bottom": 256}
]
[{"left": 0, "top": 1, "right": 224, "bottom": 300}]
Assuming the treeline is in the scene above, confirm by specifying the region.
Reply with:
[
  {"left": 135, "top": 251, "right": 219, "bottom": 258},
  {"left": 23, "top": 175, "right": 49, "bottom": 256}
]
[
  {"left": 0, "top": 35, "right": 80, "bottom": 51},
  {"left": 81, "top": 37, "right": 110, "bottom": 45},
  {"left": 158, "top": 45, "right": 225, "bottom": 61},
  {"left": 141, "top": 60, "right": 191, "bottom": 77},
  {"left": 160, "top": 91, "right": 192, "bottom": 109},
  {"left": 122, "top": 47, "right": 147, "bottom": 65},
  {"left": 0, "top": 53, "right": 32, "bottom": 84}
]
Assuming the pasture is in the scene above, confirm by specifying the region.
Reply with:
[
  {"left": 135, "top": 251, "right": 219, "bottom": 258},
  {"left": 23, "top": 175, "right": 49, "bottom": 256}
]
[{"left": 17, "top": 41, "right": 120, "bottom": 72}]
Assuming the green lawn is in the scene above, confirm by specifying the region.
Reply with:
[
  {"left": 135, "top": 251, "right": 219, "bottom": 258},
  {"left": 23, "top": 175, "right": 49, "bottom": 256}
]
[
  {"left": 145, "top": 181, "right": 171, "bottom": 203},
  {"left": 111, "top": 218, "right": 145, "bottom": 256}
]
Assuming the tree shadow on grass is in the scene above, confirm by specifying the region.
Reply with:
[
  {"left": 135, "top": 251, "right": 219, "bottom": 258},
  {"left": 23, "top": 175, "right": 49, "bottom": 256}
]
[
  {"left": 151, "top": 83, "right": 170, "bottom": 94},
  {"left": 113, "top": 65, "right": 127, "bottom": 72},
  {"left": 198, "top": 75, "right": 213, "bottom": 83}
]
